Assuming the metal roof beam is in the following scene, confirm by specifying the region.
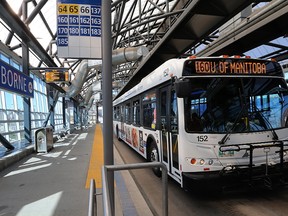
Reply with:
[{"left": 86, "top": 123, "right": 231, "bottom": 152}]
[
  {"left": 196, "top": 0, "right": 288, "bottom": 57},
  {"left": 0, "top": 0, "right": 57, "bottom": 67}
]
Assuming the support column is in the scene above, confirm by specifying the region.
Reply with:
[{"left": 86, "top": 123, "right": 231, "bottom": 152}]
[
  {"left": 22, "top": 42, "right": 31, "bottom": 144},
  {"left": 102, "top": 1, "right": 114, "bottom": 213}
]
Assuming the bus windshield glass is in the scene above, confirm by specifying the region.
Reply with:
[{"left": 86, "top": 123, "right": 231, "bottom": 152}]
[{"left": 184, "top": 77, "right": 288, "bottom": 133}]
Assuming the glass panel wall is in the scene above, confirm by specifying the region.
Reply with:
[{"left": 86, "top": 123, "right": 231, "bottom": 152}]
[
  {"left": 0, "top": 53, "right": 49, "bottom": 149},
  {"left": 54, "top": 97, "right": 64, "bottom": 133}
]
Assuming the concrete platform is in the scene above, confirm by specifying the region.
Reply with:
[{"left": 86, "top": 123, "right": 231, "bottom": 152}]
[{"left": 0, "top": 124, "right": 152, "bottom": 216}]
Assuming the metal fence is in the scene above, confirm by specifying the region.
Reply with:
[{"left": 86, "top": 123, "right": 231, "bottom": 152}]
[{"left": 101, "top": 162, "right": 168, "bottom": 216}]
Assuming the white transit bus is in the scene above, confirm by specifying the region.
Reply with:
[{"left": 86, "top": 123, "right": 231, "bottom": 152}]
[{"left": 113, "top": 55, "right": 288, "bottom": 190}]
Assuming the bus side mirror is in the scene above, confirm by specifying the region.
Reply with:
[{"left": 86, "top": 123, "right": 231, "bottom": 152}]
[{"left": 175, "top": 79, "right": 191, "bottom": 98}]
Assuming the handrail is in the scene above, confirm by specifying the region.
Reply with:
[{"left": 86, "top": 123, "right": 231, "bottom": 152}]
[
  {"left": 102, "top": 162, "right": 168, "bottom": 216},
  {"left": 88, "top": 179, "right": 97, "bottom": 216}
]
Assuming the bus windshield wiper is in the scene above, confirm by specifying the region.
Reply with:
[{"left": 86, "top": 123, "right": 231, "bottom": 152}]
[
  {"left": 218, "top": 103, "right": 247, "bottom": 145},
  {"left": 255, "top": 106, "right": 278, "bottom": 141},
  {"left": 219, "top": 104, "right": 279, "bottom": 145}
]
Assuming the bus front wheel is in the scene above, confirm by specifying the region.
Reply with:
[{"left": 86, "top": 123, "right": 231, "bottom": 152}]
[{"left": 149, "top": 142, "right": 161, "bottom": 177}]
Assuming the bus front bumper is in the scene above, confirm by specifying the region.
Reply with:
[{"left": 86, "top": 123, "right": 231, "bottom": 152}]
[{"left": 182, "top": 162, "right": 288, "bottom": 190}]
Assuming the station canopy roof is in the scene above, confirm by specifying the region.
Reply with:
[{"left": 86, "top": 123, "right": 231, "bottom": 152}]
[{"left": 0, "top": 1, "right": 287, "bottom": 100}]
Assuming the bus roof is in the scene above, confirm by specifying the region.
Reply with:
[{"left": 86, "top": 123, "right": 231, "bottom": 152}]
[
  {"left": 113, "top": 58, "right": 186, "bottom": 105},
  {"left": 113, "top": 56, "right": 282, "bottom": 105}
]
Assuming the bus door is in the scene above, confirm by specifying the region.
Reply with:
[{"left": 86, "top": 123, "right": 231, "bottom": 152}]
[{"left": 160, "top": 87, "right": 180, "bottom": 181}]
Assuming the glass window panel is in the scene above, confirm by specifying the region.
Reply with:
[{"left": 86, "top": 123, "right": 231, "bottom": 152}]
[
  {"left": 1, "top": 53, "right": 9, "bottom": 63},
  {"left": 35, "top": 121, "right": 41, "bottom": 128},
  {"left": 8, "top": 122, "right": 17, "bottom": 131},
  {"left": 0, "top": 110, "right": 5, "bottom": 120},
  {"left": 42, "top": 83, "right": 45, "bottom": 93},
  {"left": 9, "top": 133, "right": 18, "bottom": 142},
  {"left": 16, "top": 95, "right": 24, "bottom": 111},
  {"left": 43, "top": 97, "right": 48, "bottom": 112},
  {"left": 5, "top": 92, "right": 15, "bottom": 110},
  {"left": 18, "top": 112, "right": 24, "bottom": 120},
  {"left": 0, "top": 123, "right": 6, "bottom": 133},
  {"left": 0, "top": 91, "right": 3, "bottom": 109},
  {"left": 7, "top": 111, "right": 17, "bottom": 120},
  {"left": 36, "top": 93, "right": 43, "bottom": 111},
  {"left": 31, "top": 121, "right": 35, "bottom": 129},
  {"left": 132, "top": 100, "right": 140, "bottom": 125},
  {"left": 11, "top": 60, "right": 20, "bottom": 70},
  {"left": 41, "top": 113, "right": 46, "bottom": 119},
  {"left": 32, "top": 95, "right": 38, "bottom": 112},
  {"left": 40, "top": 95, "right": 45, "bottom": 112},
  {"left": 125, "top": 103, "right": 131, "bottom": 123},
  {"left": 33, "top": 77, "right": 38, "bottom": 91},
  {"left": 36, "top": 77, "right": 41, "bottom": 92},
  {"left": 19, "top": 122, "right": 24, "bottom": 130},
  {"left": 35, "top": 113, "right": 40, "bottom": 120},
  {"left": 38, "top": 81, "right": 43, "bottom": 93},
  {"left": 20, "top": 131, "right": 24, "bottom": 140}
]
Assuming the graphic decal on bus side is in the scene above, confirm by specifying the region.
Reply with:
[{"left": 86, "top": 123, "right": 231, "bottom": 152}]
[
  {"left": 132, "top": 128, "right": 139, "bottom": 148},
  {"left": 139, "top": 130, "right": 145, "bottom": 154},
  {"left": 125, "top": 126, "right": 132, "bottom": 144}
]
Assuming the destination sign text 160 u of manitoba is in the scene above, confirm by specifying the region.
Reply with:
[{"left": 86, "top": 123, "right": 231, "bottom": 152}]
[{"left": 194, "top": 60, "right": 267, "bottom": 74}]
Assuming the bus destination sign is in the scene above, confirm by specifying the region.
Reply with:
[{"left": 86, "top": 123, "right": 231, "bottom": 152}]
[
  {"left": 194, "top": 60, "right": 266, "bottom": 74},
  {"left": 183, "top": 58, "right": 282, "bottom": 76}
]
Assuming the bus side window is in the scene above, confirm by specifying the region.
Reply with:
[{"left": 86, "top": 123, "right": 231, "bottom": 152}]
[
  {"left": 125, "top": 103, "right": 131, "bottom": 124},
  {"left": 120, "top": 105, "right": 125, "bottom": 122},
  {"left": 133, "top": 100, "right": 140, "bottom": 125},
  {"left": 113, "top": 106, "right": 117, "bottom": 120},
  {"left": 142, "top": 91, "right": 157, "bottom": 129},
  {"left": 171, "top": 90, "right": 178, "bottom": 132}
]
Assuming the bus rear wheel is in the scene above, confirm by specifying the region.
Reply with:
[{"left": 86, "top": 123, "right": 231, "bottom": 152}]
[{"left": 149, "top": 142, "right": 161, "bottom": 177}]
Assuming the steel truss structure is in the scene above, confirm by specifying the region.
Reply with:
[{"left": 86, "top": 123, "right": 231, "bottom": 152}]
[{"left": 0, "top": 0, "right": 287, "bottom": 102}]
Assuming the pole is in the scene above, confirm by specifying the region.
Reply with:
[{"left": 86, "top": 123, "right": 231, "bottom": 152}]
[{"left": 102, "top": 1, "right": 114, "bottom": 214}]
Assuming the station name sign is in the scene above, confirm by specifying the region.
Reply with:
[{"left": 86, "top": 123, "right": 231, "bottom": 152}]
[{"left": 0, "top": 59, "right": 34, "bottom": 98}]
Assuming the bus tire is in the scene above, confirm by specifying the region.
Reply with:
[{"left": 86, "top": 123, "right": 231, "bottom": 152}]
[{"left": 149, "top": 141, "right": 162, "bottom": 177}]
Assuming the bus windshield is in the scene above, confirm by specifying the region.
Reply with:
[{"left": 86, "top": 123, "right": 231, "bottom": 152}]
[{"left": 184, "top": 77, "right": 288, "bottom": 133}]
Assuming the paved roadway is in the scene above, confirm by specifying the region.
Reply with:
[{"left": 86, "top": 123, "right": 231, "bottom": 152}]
[{"left": 114, "top": 136, "right": 288, "bottom": 216}]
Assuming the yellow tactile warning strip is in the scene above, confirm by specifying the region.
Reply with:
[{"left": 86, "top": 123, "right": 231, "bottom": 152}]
[{"left": 85, "top": 124, "right": 104, "bottom": 189}]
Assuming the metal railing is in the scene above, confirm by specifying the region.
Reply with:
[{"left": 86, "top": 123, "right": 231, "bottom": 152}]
[
  {"left": 88, "top": 179, "right": 97, "bottom": 216},
  {"left": 102, "top": 162, "right": 168, "bottom": 216}
]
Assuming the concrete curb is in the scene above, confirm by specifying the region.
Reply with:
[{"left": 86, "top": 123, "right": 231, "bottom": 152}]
[{"left": 0, "top": 145, "right": 34, "bottom": 172}]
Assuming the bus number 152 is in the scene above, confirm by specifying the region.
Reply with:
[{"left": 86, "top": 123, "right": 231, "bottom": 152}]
[{"left": 197, "top": 135, "right": 208, "bottom": 142}]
